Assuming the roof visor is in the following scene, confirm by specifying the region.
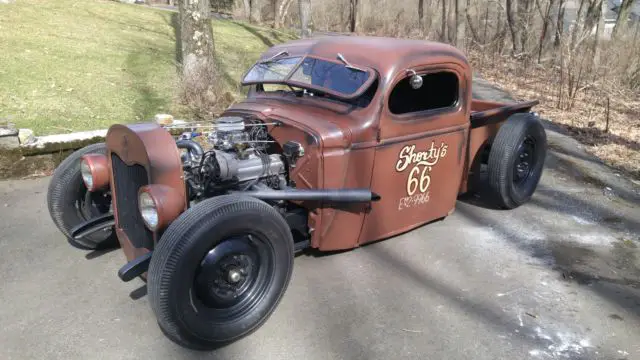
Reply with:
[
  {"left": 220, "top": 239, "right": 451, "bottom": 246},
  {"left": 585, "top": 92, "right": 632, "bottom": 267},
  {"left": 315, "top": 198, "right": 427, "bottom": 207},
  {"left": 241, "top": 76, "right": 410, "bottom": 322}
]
[{"left": 242, "top": 55, "right": 377, "bottom": 100}]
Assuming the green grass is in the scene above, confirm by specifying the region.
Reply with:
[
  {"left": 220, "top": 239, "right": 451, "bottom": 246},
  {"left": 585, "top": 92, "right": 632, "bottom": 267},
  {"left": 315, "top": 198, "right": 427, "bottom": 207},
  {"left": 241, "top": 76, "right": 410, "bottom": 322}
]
[{"left": 0, "top": 0, "right": 295, "bottom": 135}]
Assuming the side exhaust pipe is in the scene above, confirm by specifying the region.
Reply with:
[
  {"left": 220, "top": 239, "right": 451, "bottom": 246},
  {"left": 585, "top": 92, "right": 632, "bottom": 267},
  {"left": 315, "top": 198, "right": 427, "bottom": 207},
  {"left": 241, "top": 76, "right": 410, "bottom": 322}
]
[{"left": 243, "top": 188, "right": 381, "bottom": 203}]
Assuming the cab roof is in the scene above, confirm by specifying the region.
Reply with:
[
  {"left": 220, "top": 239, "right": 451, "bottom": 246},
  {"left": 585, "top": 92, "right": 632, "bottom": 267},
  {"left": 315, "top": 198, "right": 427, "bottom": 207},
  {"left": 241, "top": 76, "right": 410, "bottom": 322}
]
[{"left": 260, "top": 36, "right": 469, "bottom": 84}]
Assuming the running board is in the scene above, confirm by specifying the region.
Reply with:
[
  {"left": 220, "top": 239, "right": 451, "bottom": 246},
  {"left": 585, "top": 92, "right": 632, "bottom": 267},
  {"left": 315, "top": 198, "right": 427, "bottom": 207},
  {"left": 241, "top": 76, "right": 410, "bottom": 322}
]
[{"left": 70, "top": 213, "right": 115, "bottom": 240}]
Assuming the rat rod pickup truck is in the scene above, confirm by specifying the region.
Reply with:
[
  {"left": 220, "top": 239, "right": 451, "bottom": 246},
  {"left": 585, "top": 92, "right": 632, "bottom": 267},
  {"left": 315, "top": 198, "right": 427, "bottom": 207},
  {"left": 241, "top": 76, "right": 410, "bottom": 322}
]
[{"left": 47, "top": 36, "right": 546, "bottom": 349}]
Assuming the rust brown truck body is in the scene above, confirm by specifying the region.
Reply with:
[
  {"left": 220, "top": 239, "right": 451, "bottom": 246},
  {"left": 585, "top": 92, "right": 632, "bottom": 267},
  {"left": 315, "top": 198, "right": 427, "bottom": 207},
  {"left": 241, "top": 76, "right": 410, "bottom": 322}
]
[
  {"left": 109, "top": 37, "right": 537, "bottom": 258},
  {"left": 49, "top": 36, "right": 544, "bottom": 349}
]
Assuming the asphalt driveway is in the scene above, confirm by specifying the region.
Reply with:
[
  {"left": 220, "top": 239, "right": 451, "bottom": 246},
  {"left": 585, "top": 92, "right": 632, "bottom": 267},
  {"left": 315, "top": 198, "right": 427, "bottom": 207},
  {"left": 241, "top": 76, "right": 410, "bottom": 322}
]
[{"left": 1, "top": 84, "right": 639, "bottom": 359}]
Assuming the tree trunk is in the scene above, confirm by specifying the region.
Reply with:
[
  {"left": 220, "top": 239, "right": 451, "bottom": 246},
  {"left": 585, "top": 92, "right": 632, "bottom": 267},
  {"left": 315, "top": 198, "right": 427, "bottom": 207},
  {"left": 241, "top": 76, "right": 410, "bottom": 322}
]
[
  {"left": 447, "top": 0, "right": 456, "bottom": 43},
  {"left": 242, "top": 0, "right": 251, "bottom": 21},
  {"left": 465, "top": 0, "right": 482, "bottom": 44},
  {"left": 538, "top": 0, "right": 556, "bottom": 63},
  {"left": 482, "top": 2, "right": 489, "bottom": 42},
  {"left": 440, "top": 0, "right": 447, "bottom": 41},
  {"left": 554, "top": 0, "right": 565, "bottom": 47},
  {"left": 592, "top": 0, "right": 605, "bottom": 68},
  {"left": 571, "top": 0, "right": 586, "bottom": 50},
  {"left": 178, "top": 0, "right": 217, "bottom": 114},
  {"left": 250, "top": 0, "right": 266, "bottom": 23},
  {"left": 275, "top": 0, "right": 293, "bottom": 28},
  {"left": 348, "top": 0, "right": 358, "bottom": 33},
  {"left": 517, "top": 0, "right": 531, "bottom": 53},
  {"left": 456, "top": 0, "right": 466, "bottom": 49},
  {"left": 505, "top": 0, "right": 519, "bottom": 53},
  {"left": 298, "top": 0, "right": 311, "bottom": 38},
  {"left": 612, "top": 0, "right": 634, "bottom": 38},
  {"left": 583, "top": 0, "right": 601, "bottom": 34},
  {"left": 418, "top": 0, "right": 424, "bottom": 29}
]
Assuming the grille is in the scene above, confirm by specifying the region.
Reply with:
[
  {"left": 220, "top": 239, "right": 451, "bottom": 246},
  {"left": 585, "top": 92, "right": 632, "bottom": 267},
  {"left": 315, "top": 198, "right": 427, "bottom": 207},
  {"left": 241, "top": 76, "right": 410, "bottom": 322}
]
[{"left": 111, "top": 153, "right": 154, "bottom": 249}]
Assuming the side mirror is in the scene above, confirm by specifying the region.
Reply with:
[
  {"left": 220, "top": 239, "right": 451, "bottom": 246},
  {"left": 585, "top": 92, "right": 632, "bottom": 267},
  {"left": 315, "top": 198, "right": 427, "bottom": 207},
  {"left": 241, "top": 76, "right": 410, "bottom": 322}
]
[
  {"left": 410, "top": 74, "right": 423, "bottom": 89},
  {"left": 406, "top": 69, "right": 423, "bottom": 89}
]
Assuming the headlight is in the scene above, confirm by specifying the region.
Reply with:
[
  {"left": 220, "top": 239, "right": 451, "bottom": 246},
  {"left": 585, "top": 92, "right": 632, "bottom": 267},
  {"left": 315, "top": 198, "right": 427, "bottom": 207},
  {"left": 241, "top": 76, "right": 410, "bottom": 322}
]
[
  {"left": 80, "top": 154, "right": 109, "bottom": 192},
  {"left": 139, "top": 191, "right": 159, "bottom": 231},
  {"left": 80, "top": 159, "right": 94, "bottom": 191},
  {"left": 138, "top": 185, "right": 186, "bottom": 232}
]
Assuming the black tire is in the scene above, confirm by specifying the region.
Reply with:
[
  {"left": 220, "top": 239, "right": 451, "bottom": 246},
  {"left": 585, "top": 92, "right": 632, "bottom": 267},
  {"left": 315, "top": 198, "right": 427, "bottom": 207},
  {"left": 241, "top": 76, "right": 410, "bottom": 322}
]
[
  {"left": 487, "top": 113, "right": 547, "bottom": 209},
  {"left": 148, "top": 195, "right": 294, "bottom": 350},
  {"left": 46, "top": 143, "right": 117, "bottom": 250}
]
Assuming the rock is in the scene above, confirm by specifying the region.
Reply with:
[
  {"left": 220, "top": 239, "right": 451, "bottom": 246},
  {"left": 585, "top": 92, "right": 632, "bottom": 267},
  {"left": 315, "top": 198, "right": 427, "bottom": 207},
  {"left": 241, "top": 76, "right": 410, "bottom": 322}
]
[
  {"left": 0, "top": 126, "right": 19, "bottom": 149},
  {"left": 0, "top": 127, "right": 17, "bottom": 137},
  {"left": 18, "top": 128, "right": 36, "bottom": 145},
  {"left": 0, "top": 135, "right": 19, "bottom": 149},
  {"left": 154, "top": 114, "right": 174, "bottom": 125}
]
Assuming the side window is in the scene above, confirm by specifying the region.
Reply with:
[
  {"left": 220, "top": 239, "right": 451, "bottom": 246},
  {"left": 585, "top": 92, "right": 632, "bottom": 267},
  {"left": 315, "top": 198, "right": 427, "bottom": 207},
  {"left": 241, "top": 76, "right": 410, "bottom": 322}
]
[{"left": 388, "top": 71, "right": 459, "bottom": 115}]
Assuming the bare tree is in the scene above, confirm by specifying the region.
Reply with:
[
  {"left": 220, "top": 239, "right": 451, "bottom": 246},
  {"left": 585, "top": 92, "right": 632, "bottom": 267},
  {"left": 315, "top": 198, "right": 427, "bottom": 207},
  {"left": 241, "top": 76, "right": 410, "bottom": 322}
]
[
  {"left": 348, "top": 0, "right": 359, "bottom": 32},
  {"left": 299, "top": 0, "right": 311, "bottom": 37},
  {"left": 517, "top": 0, "right": 533, "bottom": 52},
  {"left": 554, "top": 0, "right": 566, "bottom": 47},
  {"left": 275, "top": 0, "right": 294, "bottom": 28},
  {"left": 440, "top": 0, "right": 447, "bottom": 41},
  {"left": 592, "top": 0, "right": 606, "bottom": 67},
  {"left": 250, "top": 0, "right": 270, "bottom": 23},
  {"left": 570, "top": 0, "right": 586, "bottom": 49},
  {"left": 536, "top": 0, "right": 557, "bottom": 62},
  {"left": 612, "top": 0, "right": 634, "bottom": 38},
  {"left": 242, "top": 0, "right": 252, "bottom": 21},
  {"left": 505, "top": 0, "right": 519, "bottom": 53},
  {"left": 455, "top": 0, "right": 466, "bottom": 48},
  {"left": 419, "top": 0, "right": 424, "bottom": 28}
]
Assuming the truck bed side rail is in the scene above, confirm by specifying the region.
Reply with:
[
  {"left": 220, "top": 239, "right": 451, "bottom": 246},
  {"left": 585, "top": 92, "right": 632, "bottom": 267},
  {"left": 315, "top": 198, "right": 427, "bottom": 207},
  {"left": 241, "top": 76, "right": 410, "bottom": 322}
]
[{"left": 470, "top": 100, "right": 539, "bottom": 128}]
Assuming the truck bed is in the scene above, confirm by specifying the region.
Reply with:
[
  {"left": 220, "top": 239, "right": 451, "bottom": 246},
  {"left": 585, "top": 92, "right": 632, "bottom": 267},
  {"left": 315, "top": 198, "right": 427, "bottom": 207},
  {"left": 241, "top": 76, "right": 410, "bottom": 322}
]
[{"left": 470, "top": 99, "right": 539, "bottom": 127}]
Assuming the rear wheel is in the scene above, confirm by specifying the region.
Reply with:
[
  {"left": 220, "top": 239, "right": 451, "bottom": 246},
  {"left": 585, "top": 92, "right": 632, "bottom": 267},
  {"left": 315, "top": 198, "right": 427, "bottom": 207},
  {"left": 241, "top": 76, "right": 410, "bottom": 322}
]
[
  {"left": 487, "top": 113, "right": 547, "bottom": 209},
  {"left": 148, "top": 195, "right": 294, "bottom": 350},
  {"left": 47, "top": 143, "right": 117, "bottom": 249}
]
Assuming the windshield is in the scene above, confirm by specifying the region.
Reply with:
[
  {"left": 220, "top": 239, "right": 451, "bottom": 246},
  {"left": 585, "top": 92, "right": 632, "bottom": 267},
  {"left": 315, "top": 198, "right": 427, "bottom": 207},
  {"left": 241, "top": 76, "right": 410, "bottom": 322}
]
[
  {"left": 242, "top": 55, "right": 374, "bottom": 99},
  {"left": 289, "top": 57, "right": 371, "bottom": 96},
  {"left": 243, "top": 57, "right": 302, "bottom": 82}
]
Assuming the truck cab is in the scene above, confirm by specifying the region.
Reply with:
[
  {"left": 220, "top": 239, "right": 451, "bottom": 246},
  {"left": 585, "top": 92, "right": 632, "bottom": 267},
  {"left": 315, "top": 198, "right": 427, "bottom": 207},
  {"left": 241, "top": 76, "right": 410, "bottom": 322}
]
[{"left": 229, "top": 36, "right": 540, "bottom": 250}]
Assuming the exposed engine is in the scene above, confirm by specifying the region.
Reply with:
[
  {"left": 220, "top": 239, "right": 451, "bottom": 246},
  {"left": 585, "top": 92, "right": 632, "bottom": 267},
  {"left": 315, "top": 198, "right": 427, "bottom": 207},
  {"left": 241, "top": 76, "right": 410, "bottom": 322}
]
[{"left": 176, "top": 116, "right": 300, "bottom": 200}]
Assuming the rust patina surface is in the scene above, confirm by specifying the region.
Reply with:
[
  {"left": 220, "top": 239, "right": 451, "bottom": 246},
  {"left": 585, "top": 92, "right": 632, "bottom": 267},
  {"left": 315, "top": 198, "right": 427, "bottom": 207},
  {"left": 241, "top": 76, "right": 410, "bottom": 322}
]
[{"left": 106, "top": 36, "right": 538, "bottom": 255}]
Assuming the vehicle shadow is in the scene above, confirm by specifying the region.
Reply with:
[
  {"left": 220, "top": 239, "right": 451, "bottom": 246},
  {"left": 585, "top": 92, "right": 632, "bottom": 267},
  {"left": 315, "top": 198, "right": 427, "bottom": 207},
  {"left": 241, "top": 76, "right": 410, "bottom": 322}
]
[
  {"left": 360, "top": 245, "right": 612, "bottom": 359},
  {"left": 455, "top": 118, "right": 640, "bottom": 319},
  {"left": 169, "top": 12, "right": 182, "bottom": 66},
  {"left": 234, "top": 21, "right": 275, "bottom": 48},
  {"left": 85, "top": 246, "right": 119, "bottom": 260},
  {"left": 129, "top": 284, "right": 148, "bottom": 300},
  {"left": 456, "top": 202, "right": 640, "bottom": 320}
]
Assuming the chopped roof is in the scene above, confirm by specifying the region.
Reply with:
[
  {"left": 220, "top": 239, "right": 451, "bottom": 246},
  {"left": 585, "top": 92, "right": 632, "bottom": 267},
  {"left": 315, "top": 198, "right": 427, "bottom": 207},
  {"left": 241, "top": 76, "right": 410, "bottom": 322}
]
[{"left": 261, "top": 36, "right": 468, "bottom": 85}]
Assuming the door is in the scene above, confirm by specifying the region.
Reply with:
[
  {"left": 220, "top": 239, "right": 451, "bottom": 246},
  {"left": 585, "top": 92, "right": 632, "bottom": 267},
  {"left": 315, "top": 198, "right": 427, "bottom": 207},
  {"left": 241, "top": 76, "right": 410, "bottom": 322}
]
[{"left": 359, "top": 64, "right": 470, "bottom": 244}]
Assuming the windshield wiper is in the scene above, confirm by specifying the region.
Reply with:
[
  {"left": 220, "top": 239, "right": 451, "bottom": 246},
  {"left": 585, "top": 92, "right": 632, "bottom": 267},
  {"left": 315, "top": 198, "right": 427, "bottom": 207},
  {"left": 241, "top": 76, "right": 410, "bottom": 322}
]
[
  {"left": 337, "top": 53, "right": 366, "bottom": 72},
  {"left": 260, "top": 50, "right": 289, "bottom": 64}
]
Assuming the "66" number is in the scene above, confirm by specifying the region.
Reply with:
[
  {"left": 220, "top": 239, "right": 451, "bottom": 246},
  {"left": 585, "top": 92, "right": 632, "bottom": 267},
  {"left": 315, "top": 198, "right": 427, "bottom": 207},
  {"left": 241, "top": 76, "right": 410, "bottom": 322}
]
[{"left": 407, "top": 164, "right": 432, "bottom": 196}]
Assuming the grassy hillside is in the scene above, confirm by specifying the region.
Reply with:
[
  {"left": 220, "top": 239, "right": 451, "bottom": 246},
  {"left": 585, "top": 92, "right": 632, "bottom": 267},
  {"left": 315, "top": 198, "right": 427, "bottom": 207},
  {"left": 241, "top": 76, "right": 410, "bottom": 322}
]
[{"left": 0, "top": 0, "right": 295, "bottom": 135}]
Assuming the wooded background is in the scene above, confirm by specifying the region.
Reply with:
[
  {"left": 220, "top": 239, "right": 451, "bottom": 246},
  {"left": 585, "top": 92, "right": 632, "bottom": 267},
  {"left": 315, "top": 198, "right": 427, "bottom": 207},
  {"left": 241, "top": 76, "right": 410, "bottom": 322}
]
[
  {"left": 167, "top": 0, "right": 639, "bottom": 176},
  {"left": 215, "top": 0, "right": 640, "bottom": 98}
]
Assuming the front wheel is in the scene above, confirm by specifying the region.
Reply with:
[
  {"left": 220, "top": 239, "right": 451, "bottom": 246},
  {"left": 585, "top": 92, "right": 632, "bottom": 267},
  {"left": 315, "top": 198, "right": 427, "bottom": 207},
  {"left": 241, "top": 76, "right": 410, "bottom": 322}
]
[
  {"left": 487, "top": 113, "right": 547, "bottom": 209},
  {"left": 148, "top": 195, "right": 294, "bottom": 350},
  {"left": 46, "top": 143, "right": 117, "bottom": 249}
]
